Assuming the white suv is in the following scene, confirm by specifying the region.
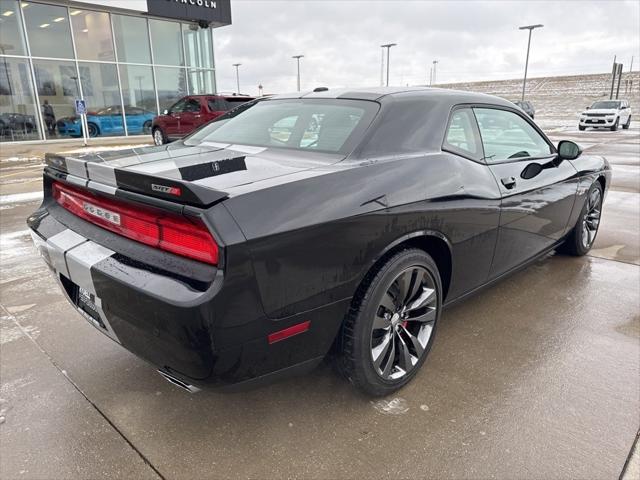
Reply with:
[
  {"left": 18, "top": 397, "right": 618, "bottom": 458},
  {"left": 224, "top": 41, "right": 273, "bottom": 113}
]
[{"left": 579, "top": 100, "right": 632, "bottom": 131}]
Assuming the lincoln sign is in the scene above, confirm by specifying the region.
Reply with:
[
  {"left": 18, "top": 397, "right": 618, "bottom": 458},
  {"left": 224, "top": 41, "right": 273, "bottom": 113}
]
[{"left": 146, "top": 0, "right": 232, "bottom": 26}]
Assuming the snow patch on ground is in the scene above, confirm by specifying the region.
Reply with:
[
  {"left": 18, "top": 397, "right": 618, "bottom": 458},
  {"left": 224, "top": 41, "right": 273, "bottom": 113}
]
[
  {"left": 0, "top": 156, "right": 42, "bottom": 163},
  {"left": 0, "top": 191, "right": 43, "bottom": 205},
  {"left": 371, "top": 397, "right": 410, "bottom": 415}
]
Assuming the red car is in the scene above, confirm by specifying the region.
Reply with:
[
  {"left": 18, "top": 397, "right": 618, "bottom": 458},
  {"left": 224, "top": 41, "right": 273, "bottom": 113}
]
[{"left": 151, "top": 94, "right": 255, "bottom": 145}]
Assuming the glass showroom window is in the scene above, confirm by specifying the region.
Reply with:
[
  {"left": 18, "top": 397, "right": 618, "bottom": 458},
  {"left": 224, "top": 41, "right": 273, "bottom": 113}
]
[
  {"left": 155, "top": 67, "right": 187, "bottom": 112},
  {"left": 70, "top": 9, "right": 115, "bottom": 61},
  {"left": 0, "top": 0, "right": 28, "bottom": 56},
  {"left": 77, "top": 62, "right": 123, "bottom": 138},
  {"left": 22, "top": 2, "right": 74, "bottom": 59},
  {"left": 183, "top": 26, "right": 215, "bottom": 94},
  {"left": 188, "top": 69, "right": 216, "bottom": 95},
  {"left": 183, "top": 25, "right": 213, "bottom": 69},
  {"left": 0, "top": 57, "right": 41, "bottom": 142},
  {"left": 119, "top": 65, "right": 155, "bottom": 135},
  {"left": 33, "top": 59, "right": 79, "bottom": 139},
  {"left": 112, "top": 14, "right": 151, "bottom": 64},
  {"left": 150, "top": 19, "right": 184, "bottom": 66}
]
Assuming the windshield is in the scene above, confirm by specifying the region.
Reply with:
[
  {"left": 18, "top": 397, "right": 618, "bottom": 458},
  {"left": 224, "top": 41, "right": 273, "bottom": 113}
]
[
  {"left": 185, "top": 98, "right": 379, "bottom": 154},
  {"left": 591, "top": 101, "right": 621, "bottom": 109}
]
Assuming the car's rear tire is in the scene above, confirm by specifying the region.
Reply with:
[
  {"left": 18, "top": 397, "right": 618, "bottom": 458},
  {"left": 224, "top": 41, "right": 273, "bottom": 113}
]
[
  {"left": 610, "top": 118, "right": 619, "bottom": 131},
  {"left": 623, "top": 115, "right": 631, "bottom": 129},
  {"left": 87, "top": 122, "right": 99, "bottom": 137},
  {"left": 578, "top": 125, "right": 586, "bottom": 131},
  {"left": 143, "top": 120, "right": 152, "bottom": 135},
  {"left": 560, "top": 182, "right": 603, "bottom": 256},
  {"left": 152, "top": 127, "right": 166, "bottom": 146},
  {"left": 339, "top": 248, "right": 442, "bottom": 396}
]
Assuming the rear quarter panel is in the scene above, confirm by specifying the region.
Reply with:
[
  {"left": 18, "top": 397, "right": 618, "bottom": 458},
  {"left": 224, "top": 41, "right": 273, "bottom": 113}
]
[{"left": 223, "top": 153, "right": 502, "bottom": 319}]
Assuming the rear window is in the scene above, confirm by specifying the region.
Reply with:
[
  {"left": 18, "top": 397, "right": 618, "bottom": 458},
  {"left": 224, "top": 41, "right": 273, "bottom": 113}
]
[
  {"left": 186, "top": 98, "right": 379, "bottom": 154},
  {"left": 208, "top": 97, "right": 254, "bottom": 112}
]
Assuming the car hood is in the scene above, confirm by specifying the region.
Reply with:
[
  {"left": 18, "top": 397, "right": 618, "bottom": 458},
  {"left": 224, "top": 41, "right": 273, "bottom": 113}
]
[
  {"left": 45, "top": 141, "right": 345, "bottom": 206},
  {"left": 583, "top": 109, "right": 618, "bottom": 115}
]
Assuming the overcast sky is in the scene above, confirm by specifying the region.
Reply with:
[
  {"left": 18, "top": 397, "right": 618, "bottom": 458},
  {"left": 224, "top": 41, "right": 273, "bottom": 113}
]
[{"left": 212, "top": 0, "right": 639, "bottom": 95}]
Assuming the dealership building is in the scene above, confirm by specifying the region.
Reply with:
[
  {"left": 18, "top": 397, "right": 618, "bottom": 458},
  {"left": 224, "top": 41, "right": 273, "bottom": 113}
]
[{"left": 0, "top": 0, "right": 231, "bottom": 143}]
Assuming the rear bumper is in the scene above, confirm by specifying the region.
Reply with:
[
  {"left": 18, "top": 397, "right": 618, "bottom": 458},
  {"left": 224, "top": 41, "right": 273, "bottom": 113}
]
[{"left": 27, "top": 176, "right": 347, "bottom": 390}]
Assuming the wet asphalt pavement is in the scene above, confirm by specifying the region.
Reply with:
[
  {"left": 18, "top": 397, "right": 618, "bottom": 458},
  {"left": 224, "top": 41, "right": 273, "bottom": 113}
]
[{"left": 1, "top": 126, "right": 638, "bottom": 479}]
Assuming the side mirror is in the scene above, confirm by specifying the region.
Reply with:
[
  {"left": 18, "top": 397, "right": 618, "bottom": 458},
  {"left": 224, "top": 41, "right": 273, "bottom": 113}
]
[
  {"left": 585, "top": 106, "right": 591, "bottom": 110},
  {"left": 557, "top": 140, "right": 582, "bottom": 160},
  {"left": 162, "top": 109, "right": 169, "bottom": 115}
]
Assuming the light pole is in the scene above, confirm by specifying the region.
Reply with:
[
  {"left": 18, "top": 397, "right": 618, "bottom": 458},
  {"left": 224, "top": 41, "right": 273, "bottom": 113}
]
[
  {"left": 380, "top": 43, "right": 397, "bottom": 87},
  {"left": 292, "top": 55, "right": 304, "bottom": 91},
  {"left": 232, "top": 63, "right": 241, "bottom": 94},
  {"left": 258, "top": 84, "right": 263, "bottom": 96},
  {"left": 519, "top": 24, "right": 543, "bottom": 101},
  {"left": 432, "top": 60, "right": 438, "bottom": 85}
]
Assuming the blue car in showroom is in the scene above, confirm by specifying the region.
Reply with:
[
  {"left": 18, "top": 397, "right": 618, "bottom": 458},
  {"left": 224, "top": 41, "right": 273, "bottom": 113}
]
[{"left": 56, "top": 105, "right": 154, "bottom": 138}]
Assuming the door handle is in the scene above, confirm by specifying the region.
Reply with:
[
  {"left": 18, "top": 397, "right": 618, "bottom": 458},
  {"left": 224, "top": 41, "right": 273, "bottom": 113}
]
[{"left": 501, "top": 176, "right": 517, "bottom": 189}]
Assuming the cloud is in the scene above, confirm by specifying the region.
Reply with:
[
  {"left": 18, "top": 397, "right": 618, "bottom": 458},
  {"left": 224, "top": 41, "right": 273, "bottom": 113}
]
[{"left": 212, "top": 0, "right": 640, "bottom": 95}]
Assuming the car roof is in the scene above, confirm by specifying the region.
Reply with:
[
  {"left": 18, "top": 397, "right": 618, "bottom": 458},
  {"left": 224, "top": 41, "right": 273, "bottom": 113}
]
[
  {"left": 268, "top": 86, "right": 514, "bottom": 108},
  {"left": 190, "top": 94, "right": 255, "bottom": 99}
]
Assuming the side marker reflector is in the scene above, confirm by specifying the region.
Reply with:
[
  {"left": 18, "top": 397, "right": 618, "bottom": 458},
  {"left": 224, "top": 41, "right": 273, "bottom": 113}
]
[{"left": 268, "top": 321, "right": 311, "bottom": 344}]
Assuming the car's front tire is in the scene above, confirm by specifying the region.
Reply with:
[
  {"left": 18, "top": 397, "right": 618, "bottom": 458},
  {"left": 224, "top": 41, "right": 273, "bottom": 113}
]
[
  {"left": 560, "top": 182, "right": 603, "bottom": 256},
  {"left": 152, "top": 127, "right": 166, "bottom": 146},
  {"left": 610, "top": 118, "right": 619, "bottom": 131},
  {"left": 339, "top": 248, "right": 442, "bottom": 396},
  {"left": 578, "top": 125, "right": 586, "bottom": 131},
  {"left": 87, "top": 123, "right": 99, "bottom": 137},
  {"left": 623, "top": 115, "right": 631, "bottom": 129}
]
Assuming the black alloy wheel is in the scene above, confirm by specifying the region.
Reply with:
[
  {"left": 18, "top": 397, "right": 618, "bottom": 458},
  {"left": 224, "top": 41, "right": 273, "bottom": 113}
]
[
  {"left": 340, "top": 248, "right": 441, "bottom": 396},
  {"left": 581, "top": 186, "right": 602, "bottom": 251},
  {"left": 561, "top": 182, "right": 603, "bottom": 256}
]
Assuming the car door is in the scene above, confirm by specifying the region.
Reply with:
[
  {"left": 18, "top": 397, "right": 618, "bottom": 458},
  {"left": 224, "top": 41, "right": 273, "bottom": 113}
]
[
  {"left": 177, "top": 98, "right": 203, "bottom": 136},
  {"left": 621, "top": 101, "right": 631, "bottom": 123},
  {"left": 473, "top": 106, "right": 579, "bottom": 278},
  {"left": 102, "top": 105, "right": 123, "bottom": 135},
  {"left": 164, "top": 99, "right": 186, "bottom": 137}
]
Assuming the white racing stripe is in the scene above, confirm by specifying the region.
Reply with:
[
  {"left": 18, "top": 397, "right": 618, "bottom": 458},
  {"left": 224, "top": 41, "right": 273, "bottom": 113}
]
[
  {"left": 66, "top": 241, "right": 114, "bottom": 296},
  {"left": 65, "top": 157, "right": 88, "bottom": 178},
  {"left": 47, "top": 229, "right": 87, "bottom": 278},
  {"left": 29, "top": 227, "right": 120, "bottom": 343},
  {"left": 86, "top": 162, "right": 118, "bottom": 187}
]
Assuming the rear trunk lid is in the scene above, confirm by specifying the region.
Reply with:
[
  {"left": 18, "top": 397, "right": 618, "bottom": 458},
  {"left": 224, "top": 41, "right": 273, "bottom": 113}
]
[{"left": 46, "top": 142, "right": 343, "bottom": 207}]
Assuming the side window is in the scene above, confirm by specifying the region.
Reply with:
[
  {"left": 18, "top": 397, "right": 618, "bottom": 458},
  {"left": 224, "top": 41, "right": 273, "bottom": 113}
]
[
  {"left": 169, "top": 99, "right": 186, "bottom": 114},
  {"left": 474, "top": 108, "right": 552, "bottom": 163},
  {"left": 208, "top": 98, "right": 227, "bottom": 112},
  {"left": 186, "top": 99, "right": 201, "bottom": 113},
  {"left": 444, "top": 108, "right": 482, "bottom": 160}
]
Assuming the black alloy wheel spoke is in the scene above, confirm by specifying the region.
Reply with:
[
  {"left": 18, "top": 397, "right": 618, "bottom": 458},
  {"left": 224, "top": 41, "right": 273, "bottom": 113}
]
[{"left": 370, "top": 265, "right": 438, "bottom": 380}]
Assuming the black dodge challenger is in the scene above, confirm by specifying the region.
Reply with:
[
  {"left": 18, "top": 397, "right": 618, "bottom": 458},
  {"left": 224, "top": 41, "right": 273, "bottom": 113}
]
[{"left": 28, "top": 87, "right": 610, "bottom": 396}]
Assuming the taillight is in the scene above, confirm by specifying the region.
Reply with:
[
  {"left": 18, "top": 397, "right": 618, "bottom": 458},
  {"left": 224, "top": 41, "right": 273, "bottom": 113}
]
[{"left": 52, "top": 181, "right": 218, "bottom": 265}]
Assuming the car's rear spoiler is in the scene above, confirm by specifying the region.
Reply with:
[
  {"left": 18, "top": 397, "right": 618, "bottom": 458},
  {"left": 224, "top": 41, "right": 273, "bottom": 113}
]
[{"left": 45, "top": 153, "right": 229, "bottom": 208}]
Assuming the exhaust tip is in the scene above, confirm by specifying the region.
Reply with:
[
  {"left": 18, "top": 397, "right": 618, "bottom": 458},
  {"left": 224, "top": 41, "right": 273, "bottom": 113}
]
[{"left": 157, "top": 370, "right": 201, "bottom": 393}]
